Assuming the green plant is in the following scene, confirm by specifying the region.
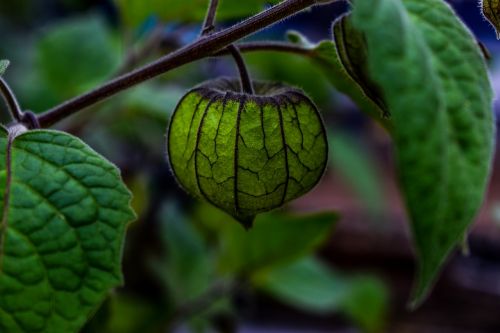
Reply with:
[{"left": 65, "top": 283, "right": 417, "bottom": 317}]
[{"left": 0, "top": 0, "right": 497, "bottom": 331}]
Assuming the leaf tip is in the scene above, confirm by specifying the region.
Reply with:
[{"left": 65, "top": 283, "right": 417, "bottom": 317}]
[
  {"left": 407, "top": 281, "right": 430, "bottom": 311},
  {"left": 408, "top": 254, "right": 446, "bottom": 310},
  {"left": 0, "top": 60, "right": 10, "bottom": 76},
  {"left": 286, "top": 30, "right": 313, "bottom": 48}
]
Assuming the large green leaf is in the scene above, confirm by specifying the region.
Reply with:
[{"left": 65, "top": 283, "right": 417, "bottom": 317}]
[
  {"left": 0, "top": 128, "right": 135, "bottom": 332},
  {"left": 254, "top": 257, "right": 388, "bottom": 333},
  {"left": 351, "top": 0, "right": 495, "bottom": 306},
  {"left": 114, "top": 0, "right": 280, "bottom": 27},
  {"left": 286, "top": 31, "right": 391, "bottom": 130},
  {"left": 332, "top": 15, "right": 389, "bottom": 117}
]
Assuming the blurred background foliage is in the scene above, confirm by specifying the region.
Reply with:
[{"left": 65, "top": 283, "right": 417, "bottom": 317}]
[{"left": 1, "top": 0, "right": 500, "bottom": 332}]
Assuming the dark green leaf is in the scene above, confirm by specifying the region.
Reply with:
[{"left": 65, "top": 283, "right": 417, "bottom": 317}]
[
  {"left": 332, "top": 15, "right": 389, "bottom": 117},
  {"left": 152, "top": 203, "right": 234, "bottom": 332},
  {"left": 37, "top": 16, "right": 120, "bottom": 99},
  {"left": 0, "top": 128, "right": 135, "bottom": 332},
  {"left": 82, "top": 294, "right": 161, "bottom": 333},
  {"left": 214, "top": 210, "right": 338, "bottom": 274},
  {"left": 104, "top": 295, "right": 159, "bottom": 333},
  {"left": 254, "top": 257, "right": 347, "bottom": 311},
  {"left": 287, "top": 31, "right": 391, "bottom": 130},
  {"left": 154, "top": 202, "right": 214, "bottom": 302},
  {"left": 351, "top": 0, "right": 495, "bottom": 306},
  {"left": 329, "top": 132, "right": 385, "bottom": 217},
  {"left": 341, "top": 276, "right": 389, "bottom": 333},
  {"left": 254, "top": 257, "right": 388, "bottom": 333}
]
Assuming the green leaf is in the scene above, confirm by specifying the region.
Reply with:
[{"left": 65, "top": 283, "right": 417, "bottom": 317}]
[
  {"left": 0, "top": 60, "right": 9, "bottom": 76},
  {"left": 151, "top": 203, "right": 234, "bottom": 332},
  {"left": 332, "top": 15, "right": 389, "bottom": 117},
  {"left": 0, "top": 128, "right": 135, "bottom": 332},
  {"left": 114, "top": 0, "right": 280, "bottom": 27},
  {"left": 341, "top": 276, "right": 389, "bottom": 333},
  {"left": 154, "top": 202, "right": 214, "bottom": 302},
  {"left": 329, "top": 132, "right": 385, "bottom": 217},
  {"left": 351, "top": 0, "right": 495, "bottom": 306},
  {"left": 253, "top": 257, "right": 388, "bottom": 333},
  {"left": 287, "top": 32, "right": 391, "bottom": 130},
  {"left": 98, "top": 295, "right": 159, "bottom": 333},
  {"left": 81, "top": 294, "right": 161, "bottom": 333},
  {"left": 286, "top": 31, "right": 312, "bottom": 46},
  {"left": 37, "top": 16, "right": 120, "bottom": 99},
  {"left": 214, "top": 210, "right": 338, "bottom": 274},
  {"left": 254, "top": 258, "right": 347, "bottom": 311}
]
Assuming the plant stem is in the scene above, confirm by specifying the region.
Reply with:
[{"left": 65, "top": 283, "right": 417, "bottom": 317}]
[
  {"left": 226, "top": 41, "right": 313, "bottom": 56},
  {"left": 37, "top": 0, "right": 319, "bottom": 128},
  {"left": 223, "top": 41, "right": 312, "bottom": 94},
  {"left": 0, "top": 77, "right": 23, "bottom": 122},
  {"left": 227, "top": 45, "right": 255, "bottom": 94},
  {"left": 201, "top": 0, "right": 254, "bottom": 94},
  {"left": 224, "top": 41, "right": 312, "bottom": 94},
  {"left": 201, "top": 0, "right": 219, "bottom": 36}
]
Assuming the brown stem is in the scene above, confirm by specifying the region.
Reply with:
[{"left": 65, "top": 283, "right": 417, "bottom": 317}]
[
  {"left": 227, "top": 45, "right": 255, "bottom": 94},
  {"left": 201, "top": 0, "right": 254, "bottom": 94},
  {"left": 201, "top": 0, "right": 220, "bottom": 36},
  {"left": 0, "top": 77, "right": 23, "bottom": 122},
  {"left": 221, "top": 41, "right": 313, "bottom": 95},
  {"left": 229, "top": 40, "right": 313, "bottom": 56},
  {"left": 37, "top": 0, "right": 319, "bottom": 128}
]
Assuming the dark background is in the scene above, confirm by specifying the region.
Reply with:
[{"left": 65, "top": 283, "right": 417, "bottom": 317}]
[{"left": 1, "top": 0, "right": 500, "bottom": 332}]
